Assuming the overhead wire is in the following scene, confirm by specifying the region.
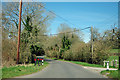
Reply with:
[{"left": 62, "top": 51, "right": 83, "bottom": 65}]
[
  {"left": 41, "top": 5, "right": 118, "bottom": 35},
  {"left": 39, "top": 4, "right": 92, "bottom": 36},
  {"left": 49, "top": 27, "right": 91, "bottom": 36},
  {"left": 40, "top": 4, "right": 78, "bottom": 28}
]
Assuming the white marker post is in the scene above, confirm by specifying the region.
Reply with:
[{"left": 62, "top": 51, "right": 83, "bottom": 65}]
[
  {"left": 106, "top": 61, "right": 109, "bottom": 71},
  {"left": 103, "top": 61, "right": 106, "bottom": 67},
  {"left": 115, "top": 60, "right": 118, "bottom": 67},
  {"left": 111, "top": 61, "right": 113, "bottom": 66},
  {"left": 42, "top": 59, "right": 44, "bottom": 65}
]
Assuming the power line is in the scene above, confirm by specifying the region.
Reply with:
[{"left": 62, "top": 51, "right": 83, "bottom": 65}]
[
  {"left": 40, "top": 4, "right": 117, "bottom": 35},
  {"left": 49, "top": 27, "right": 91, "bottom": 36},
  {"left": 49, "top": 11, "right": 76, "bottom": 26},
  {"left": 40, "top": 4, "right": 117, "bottom": 36},
  {"left": 41, "top": 5, "right": 117, "bottom": 35},
  {"left": 40, "top": 5, "right": 78, "bottom": 27},
  {"left": 95, "top": 14, "right": 118, "bottom": 27}
]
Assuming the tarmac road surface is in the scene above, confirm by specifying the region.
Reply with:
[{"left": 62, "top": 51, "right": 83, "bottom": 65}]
[{"left": 18, "top": 59, "right": 105, "bottom": 78}]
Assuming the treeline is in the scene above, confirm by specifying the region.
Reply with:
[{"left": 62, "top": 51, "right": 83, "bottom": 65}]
[
  {"left": 2, "top": 2, "right": 55, "bottom": 67},
  {"left": 45, "top": 25, "right": 119, "bottom": 65},
  {"left": 1, "top": 2, "right": 119, "bottom": 67}
]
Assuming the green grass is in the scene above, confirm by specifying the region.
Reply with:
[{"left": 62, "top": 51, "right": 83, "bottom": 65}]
[
  {"left": 109, "top": 49, "right": 120, "bottom": 53},
  {"left": 0, "top": 68, "right": 2, "bottom": 79},
  {"left": 108, "top": 49, "right": 119, "bottom": 64},
  {"left": 46, "top": 57, "right": 104, "bottom": 68},
  {"left": 101, "top": 70, "right": 120, "bottom": 79},
  {"left": 67, "top": 61, "right": 104, "bottom": 67},
  {"left": 106, "top": 56, "right": 119, "bottom": 68},
  {"left": 107, "top": 56, "right": 119, "bottom": 63},
  {"left": 107, "top": 56, "right": 119, "bottom": 61},
  {"left": 2, "top": 61, "right": 49, "bottom": 78}
]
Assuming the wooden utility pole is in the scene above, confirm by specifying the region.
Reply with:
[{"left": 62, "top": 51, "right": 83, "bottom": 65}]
[
  {"left": 118, "top": 32, "right": 120, "bottom": 70},
  {"left": 118, "top": 1, "right": 120, "bottom": 71},
  {"left": 17, "top": 0, "right": 22, "bottom": 64},
  {"left": 118, "top": 53, "right": 120, "bottom": 70},
  {"left": 91, "top": 26, "right": 93, "bottom": 64}
]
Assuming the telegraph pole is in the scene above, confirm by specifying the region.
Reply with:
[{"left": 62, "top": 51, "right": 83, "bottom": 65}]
[
  {"left": 17, "top": 0, "right": 22, "bottom": 64},
  {"left": 118, "top": 1, "right": 120, "bottom": 71},
  {"left": 118, "top": 29, "right": 120, "bottom": 70},
  {"left": 91, "top": 26, "right": 93, "bottom": 64}
]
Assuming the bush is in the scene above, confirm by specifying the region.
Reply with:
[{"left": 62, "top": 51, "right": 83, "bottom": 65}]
[
  {"left": 30, "top": 44, "right": 45, "bottom": 56},
  {"left": 61, "top": 41, "right": 110, "bottom": 65},
  {"left": 19, "top": 52, "right": 30, "bottom": 64},
  {"left": 63, "top": 50, "right": 73, "bottom": 61}
]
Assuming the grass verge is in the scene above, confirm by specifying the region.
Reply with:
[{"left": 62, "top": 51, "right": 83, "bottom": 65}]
[
  {"left": 2, "top": 61, "right": 49, "bottom": 78},
  {"left": 109, "top": 49, "right": 120, "bottom": 53},
  {"left": 68, "top": 61, "right": 104, "bottom": 67},
  {"left": 46, "top": 57, "right": 104, "bottom": 68},
  {"left": 107, "top": 56, "right": 119, "bottom": 68},
  {"left": 101, "top": 70, "right": 120, "bottom": 79},
  {"left": 109, "top": 49, "right": 119, "bottom": 67}
]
